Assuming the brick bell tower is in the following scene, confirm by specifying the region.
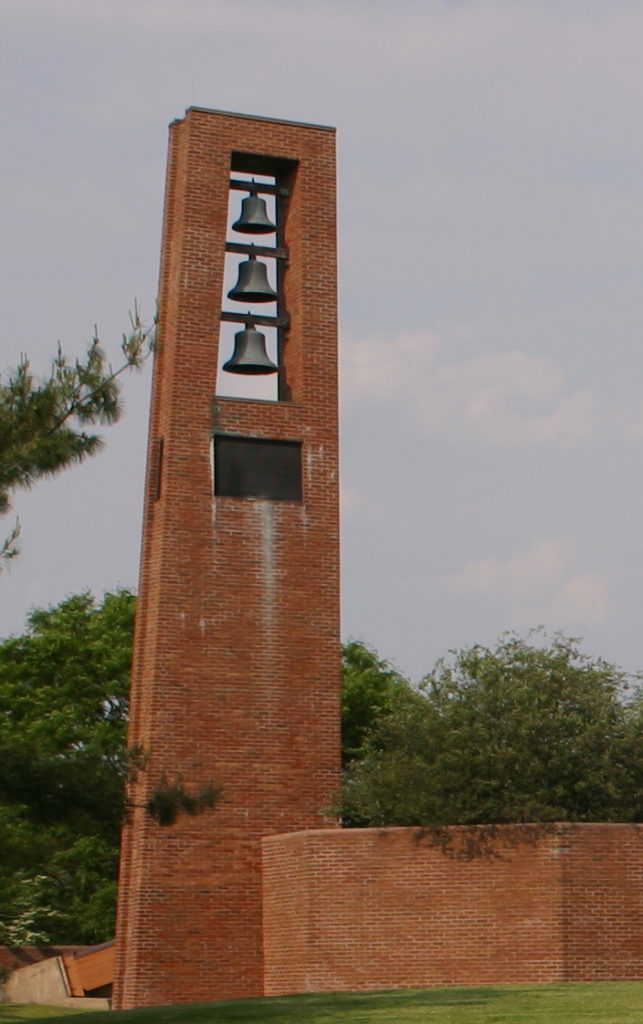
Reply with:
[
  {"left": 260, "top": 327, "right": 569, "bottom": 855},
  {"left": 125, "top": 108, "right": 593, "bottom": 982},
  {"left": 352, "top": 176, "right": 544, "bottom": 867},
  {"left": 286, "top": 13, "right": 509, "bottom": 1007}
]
[{"left": 113, "top": 108, "right": 340, "bottom": 1009}]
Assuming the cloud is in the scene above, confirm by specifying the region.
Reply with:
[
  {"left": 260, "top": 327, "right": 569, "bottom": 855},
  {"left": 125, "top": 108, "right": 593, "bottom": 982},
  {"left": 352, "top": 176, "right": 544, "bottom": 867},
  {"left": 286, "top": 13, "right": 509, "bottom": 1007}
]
[
  {"left": 342, "top": 333, "right": 598, "bottom": 447},
  {"left": 446, "top": 539, "right": 613, "bottom": 627},
  {"left": 341, "top": 330, "right": 442, "bottom": 401},
  {"left": 614, "top": 405, "right": 643, "bottom": 442},
  {"left": 448, "top": 538, "right": 569, "bottom": 596},
  {"left": 339, "top": 483, "right": 363, "bottom": 519},
  {"left": 429, "top": 351, "right": 597, "bottom": 446},
  {"left": 550, "top": 572, "right": 612, "bottom": 625}
]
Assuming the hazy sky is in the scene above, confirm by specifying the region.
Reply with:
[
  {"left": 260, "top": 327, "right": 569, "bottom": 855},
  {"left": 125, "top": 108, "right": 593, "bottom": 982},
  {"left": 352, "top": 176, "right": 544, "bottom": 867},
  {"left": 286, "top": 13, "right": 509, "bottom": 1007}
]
[{"left": 3, "top": 0, "right": 643, "bottom": 682}]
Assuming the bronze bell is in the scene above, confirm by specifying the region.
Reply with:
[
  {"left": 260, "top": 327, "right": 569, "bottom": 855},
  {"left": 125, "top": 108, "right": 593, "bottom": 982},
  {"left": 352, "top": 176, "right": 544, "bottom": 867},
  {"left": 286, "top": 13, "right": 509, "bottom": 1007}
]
[
  {"left": 223, "top": 322, "right": 278, "bottom": 375},
  {"left": 232, "top": 192, "right": 276, "bottom": 234},
  {"left": 227, "top": 252, "right": 278, "bottom": 303}
]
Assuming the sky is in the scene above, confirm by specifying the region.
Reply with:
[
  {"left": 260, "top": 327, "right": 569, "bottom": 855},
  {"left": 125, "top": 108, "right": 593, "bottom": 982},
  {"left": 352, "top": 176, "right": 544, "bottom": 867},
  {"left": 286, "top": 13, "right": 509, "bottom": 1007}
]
[{"left": 3, "top": 0, "right": 643, "bottom": 683}]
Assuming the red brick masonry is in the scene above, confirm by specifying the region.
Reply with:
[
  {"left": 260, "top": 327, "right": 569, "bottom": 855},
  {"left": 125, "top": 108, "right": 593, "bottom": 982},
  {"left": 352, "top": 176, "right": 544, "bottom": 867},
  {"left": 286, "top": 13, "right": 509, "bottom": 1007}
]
[
  {"left": 262, "top": 823, "right": 643, "bottom": 994},
  {"left": 114, "top": 107, "right": 340, "bottom": 1009}
]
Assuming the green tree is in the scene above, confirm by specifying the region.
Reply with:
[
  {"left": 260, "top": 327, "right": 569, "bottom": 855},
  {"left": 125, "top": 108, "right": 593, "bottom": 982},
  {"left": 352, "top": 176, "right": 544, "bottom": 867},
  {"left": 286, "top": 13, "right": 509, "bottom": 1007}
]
[
  {"left": 0, "top": 589, "right": 135, "bottom": 943},
  {"left": 0, "top": 307, "right": 154, "bottom": 563},
  {"left": 340, "top": 632, "right": 643, "bottom": 828},
  {"left": 341, "top": 640, "right": 414, "bottom": 766},
  {"left": 0, "top": 589, "right": 220, "bottom": 943}
]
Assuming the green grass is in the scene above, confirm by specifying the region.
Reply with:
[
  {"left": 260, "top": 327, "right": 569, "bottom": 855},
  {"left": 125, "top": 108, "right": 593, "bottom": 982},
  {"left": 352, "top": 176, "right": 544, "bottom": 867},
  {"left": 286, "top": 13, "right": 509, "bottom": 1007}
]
[
  {"left": 0, "top": 1009, "right": 87, "bottom": 1022},
  {"left": 5, "top": 982, "right": 643, "bottom": 1024}
]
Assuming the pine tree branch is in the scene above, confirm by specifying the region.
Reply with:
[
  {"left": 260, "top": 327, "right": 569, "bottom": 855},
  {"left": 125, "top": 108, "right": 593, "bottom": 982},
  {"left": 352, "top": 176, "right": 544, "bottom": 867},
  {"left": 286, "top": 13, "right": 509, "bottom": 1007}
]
[
  {"left": 44, "top": 304, "right": 156, "bottom": 438},
  {"left": 0, "top": 304, "right": 157, "bottom": 567}
]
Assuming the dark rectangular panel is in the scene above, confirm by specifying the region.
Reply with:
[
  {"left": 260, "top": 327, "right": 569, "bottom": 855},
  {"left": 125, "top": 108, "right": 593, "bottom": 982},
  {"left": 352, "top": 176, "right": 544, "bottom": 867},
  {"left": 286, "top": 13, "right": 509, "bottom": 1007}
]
[
  {"left": 231, "top": 150, "right": 298, "bottom": 177},
  {"left": 214, "top": 436, "right": 302, "bottom": 502}
]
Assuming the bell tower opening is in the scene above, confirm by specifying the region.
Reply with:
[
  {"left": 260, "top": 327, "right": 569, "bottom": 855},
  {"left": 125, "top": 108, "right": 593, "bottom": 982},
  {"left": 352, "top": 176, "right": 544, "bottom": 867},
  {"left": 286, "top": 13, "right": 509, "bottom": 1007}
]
[{"left": 216, "top": 152, "right": 298, "bottom": 402}]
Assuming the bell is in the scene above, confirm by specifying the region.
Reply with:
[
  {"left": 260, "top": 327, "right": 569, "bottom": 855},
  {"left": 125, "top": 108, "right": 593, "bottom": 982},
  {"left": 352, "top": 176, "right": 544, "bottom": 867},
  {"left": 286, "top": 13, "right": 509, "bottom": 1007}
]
[
  {"left": 223, "top": 322, "right": 278, "bottom": 375},
  {"left": 227, "top": 253, "right": 278, "bottom": 303},
  {"left": 232, "top": 192, "right": 276, "bottom": 234}
]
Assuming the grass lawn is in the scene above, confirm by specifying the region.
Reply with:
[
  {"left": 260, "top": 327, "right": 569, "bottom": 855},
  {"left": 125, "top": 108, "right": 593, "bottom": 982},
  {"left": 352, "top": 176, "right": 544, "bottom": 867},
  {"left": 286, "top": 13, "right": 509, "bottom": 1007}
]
[
  {"left": 4, "top": 982, "right": 643, "bottom": 1024},
  {"left": 0, "top": 1009, "right": 86, "bottom": 1022}
]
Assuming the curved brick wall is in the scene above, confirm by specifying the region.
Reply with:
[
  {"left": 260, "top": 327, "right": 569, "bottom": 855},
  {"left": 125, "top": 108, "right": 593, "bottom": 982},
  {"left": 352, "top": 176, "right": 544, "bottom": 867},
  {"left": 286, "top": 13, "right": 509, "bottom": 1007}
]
[{"left": 262, "top": 823, "right": 643, "bottom": 994}]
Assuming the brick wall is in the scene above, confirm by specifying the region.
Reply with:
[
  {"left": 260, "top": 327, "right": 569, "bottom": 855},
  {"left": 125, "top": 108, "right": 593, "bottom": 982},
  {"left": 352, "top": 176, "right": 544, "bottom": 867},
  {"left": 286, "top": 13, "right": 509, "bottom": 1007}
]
[
  {"left": 113, "top": 108, "right": 340, "bottom": 1009},
  {"left": 262, "top": 823, "right": 643, "bottom": 994}
]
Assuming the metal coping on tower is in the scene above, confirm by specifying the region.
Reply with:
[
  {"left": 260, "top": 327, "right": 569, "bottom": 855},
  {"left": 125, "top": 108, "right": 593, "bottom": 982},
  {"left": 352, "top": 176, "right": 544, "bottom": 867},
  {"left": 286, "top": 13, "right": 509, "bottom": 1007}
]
[{"left": 180, "top": 106, "right": 336, "bottom": 133}]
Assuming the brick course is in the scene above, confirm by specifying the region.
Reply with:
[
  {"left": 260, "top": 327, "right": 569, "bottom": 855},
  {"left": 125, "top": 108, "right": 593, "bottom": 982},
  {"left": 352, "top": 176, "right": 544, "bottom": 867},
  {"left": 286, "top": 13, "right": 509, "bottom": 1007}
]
[
  {"left": 262, "top": 823, "right": 643, "bottom": 994},
  {"left": 113, "top": 108, "right": 341, "bottom": 1009}
]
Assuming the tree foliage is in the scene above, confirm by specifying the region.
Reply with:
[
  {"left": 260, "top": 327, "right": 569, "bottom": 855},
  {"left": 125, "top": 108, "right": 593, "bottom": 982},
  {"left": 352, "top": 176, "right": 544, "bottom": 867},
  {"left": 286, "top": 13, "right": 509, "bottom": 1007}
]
[
  {"left": 4, "top": 612, "right": 642, "bottom": 942},
  {"left": 341, "top": 640, "right": 413, "bottom": 766},
  {"left": 0, "top": 307, "right": 154, "bottom": 563},
  {"left": 0, "top": 589, "right": 221, "bottom": 944},
  {"left": 340, "top": 632, "right": 643, "bottom": 828},
  {"left": 146, "top": 775, "right": 221, "bottom": 827},
  {"left": 0, "top": 589, "right": 135, "bottom": 943}
]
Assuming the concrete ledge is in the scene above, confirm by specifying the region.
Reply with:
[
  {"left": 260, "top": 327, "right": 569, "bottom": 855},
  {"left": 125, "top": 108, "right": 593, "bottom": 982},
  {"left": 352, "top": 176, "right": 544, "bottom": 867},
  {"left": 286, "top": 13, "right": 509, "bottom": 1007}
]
[{"left": 42, "top": 997, "right": 110, "bottom": 1010}]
